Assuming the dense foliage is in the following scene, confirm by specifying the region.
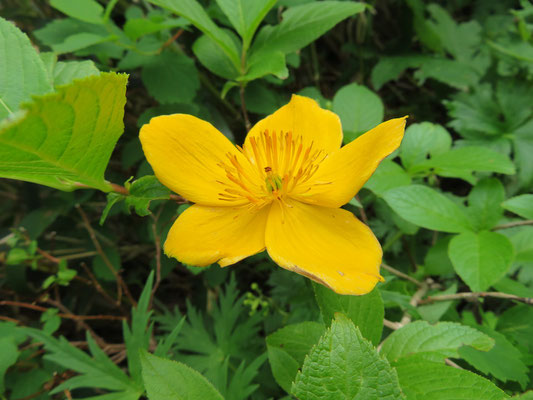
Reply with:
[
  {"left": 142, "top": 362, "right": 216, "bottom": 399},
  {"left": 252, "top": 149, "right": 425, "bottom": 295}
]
[{"left": 1, "top": 0, "right": 533, "bottom": 399}]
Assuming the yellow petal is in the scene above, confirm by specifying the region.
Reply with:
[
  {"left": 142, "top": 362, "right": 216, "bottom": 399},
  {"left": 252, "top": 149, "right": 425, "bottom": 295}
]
[
  {"left": 165, "top": 204, "right": 270, "bottom": 267},
  {"left": 265, "top": 200, "right": 383, "bottom": 295},
  {"left": 293, "top": 117, "right": 407, "bottom": 207},
  {"left": 243, "top": 95, "right": 343, "bottom": 156},
  {"left": 140, "top": 114, "right": 257, "bottom": 206}
]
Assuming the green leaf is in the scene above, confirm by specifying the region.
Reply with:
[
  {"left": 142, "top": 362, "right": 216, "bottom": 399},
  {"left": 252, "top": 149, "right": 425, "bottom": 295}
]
[
  {"left": 142, "top": 51, "right": 200, "bottom": 104},
  {"left": 314, "top": 285, "right": 384, "bottom": 346},
  {"left": 364, "top": 160, "right": 411, "bottom": 196},
  {"left": 241, "top": 50, "right": 288, "bottom": 81},
  {"left": 383, "top": 185, "right": 471, "bottom": 233},
  {"left": 380, "top": 320, "right": 493, "bottom": 363},
  {"left": 508, "top": 226, "right": 533, "bottom": 264},
  {"left": 371, "top": 55, "right": 426, "bottom": 90},
  {"left": 122, "top": 272, "right": 154, "bottom": 387},
  {"left": 399, "top": 122, "right": 451, "bottom": 171},
  {"left": 266, "top": 321, "right": 325, "bottom": 393},
  {"left": 292, "top": 314, "right": 403, "bottom": 400},
  {"left": 459, "top": 325, "right": 528, "bottom": 388},
  {"left": 0, "top": 337, "right": 19, "bottom": 393},
  {"left": 123, "top": 18, "right": 188, "bottom": 41},
  {"left": 417, "top": 284, "right": 457, "bottom": 323},
  {"left": 125, "top": 176, "right": 171, "bottom": 217},
  {"left": 448, "top": 231, "right": 514, "bottom": 292},
  {"left": 53, "top": 60, "right": 100, "bottom": 86},
  {"left": 0, "top": 72, "right": 128, "bottom": 191},
  {"left": 140, "top": 351, "right": 224, "bottom": 400},
  {"left": 424, "top": 236, "right": 454, "bottom": 276},
  {"left": 192, "top": 34, "right": 240, "bottom": 80},
  {"left": 395, "top": 360, "right": 509, "bottom": 400},
  {"left": 251, "top": 1, "right": 365, "bottom": 56},
  {"left": 466, "top": 178, "right": 505, "bottom": 231},
  {"left": 50, "top": 0, "right": 104, "bottom": 24},
  {"left": 148, "top": 0, "right": 240, "bottom": 68},
  {"left": 414, "top": 58, "right": 480, "bottom": 90},
  {"left": 52, "top": 32, "right": 114, "bottom": 54},
  {"left": 502, "top": 194, "right": 533, "bottom": 220},
  {"left": 421, "top": 146, "right": 516, "bottom": 181},
  {"left": 332, "top": 83, "right": 384, "bottom": 143},
  {"left": 0, "top": 17, "right": 53, "bottom": 120},
  {"left": 215, "top": 0, "right": 277, "bottom": 46},
  {"left": 22, "top": 328, "right": 141, "bottom": 396},
  {"left": 497, "top": 304, "right": 533, "bottom": 353}
]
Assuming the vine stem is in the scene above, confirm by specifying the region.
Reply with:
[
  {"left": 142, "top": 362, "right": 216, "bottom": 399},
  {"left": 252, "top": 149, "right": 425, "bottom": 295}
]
[
  {"left": 76, "top": 205, "right": 137, "bottom": 307},
  {"left": 418, "top": 291, "right": 533, "bottom": 305},
  {"left": 493, "top": 220, "right": 533, "bottom": 230},
  {"left": 381, "top": 263, "right": 424, "bottom": 287}
]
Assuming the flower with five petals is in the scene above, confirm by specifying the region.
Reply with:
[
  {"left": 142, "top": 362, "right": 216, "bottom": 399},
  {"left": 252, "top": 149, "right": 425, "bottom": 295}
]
[{"left": 140, "top": 95, "right": 406, "bottom": 295}]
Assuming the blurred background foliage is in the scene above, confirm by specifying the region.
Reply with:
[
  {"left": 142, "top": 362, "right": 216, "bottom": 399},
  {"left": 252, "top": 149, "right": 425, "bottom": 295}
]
[{"left": 1, "top": 0, "right": 533, "bottom": 399}]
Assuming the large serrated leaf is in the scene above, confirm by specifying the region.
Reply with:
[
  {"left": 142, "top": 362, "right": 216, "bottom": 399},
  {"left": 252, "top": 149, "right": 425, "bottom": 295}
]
[
  {"left": 0, "top": 72, "right": 128, "bottom": 191},
  {"left": 395, "top": 360, "right": 509, "bottom": 400},
  {"left": 0, "top": 17, "right": 53, "bottom": 120},
  {"left": 380, "top": 320, "right": 493, "bottom": 363},
  {"left": 140, "top": 351, "right": 224, "bottom": 400},
  {"left": 292, "top": 314, "right": 403, "bottom": 400},
  {"left": 314, "top": 284, "right": 384, "bottom": 346}
]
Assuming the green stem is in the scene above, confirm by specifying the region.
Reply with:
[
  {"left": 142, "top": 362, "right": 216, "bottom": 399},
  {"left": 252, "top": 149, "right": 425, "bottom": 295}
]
[{"left": 103, "top": 0, "right": 120, "bottom": 23}]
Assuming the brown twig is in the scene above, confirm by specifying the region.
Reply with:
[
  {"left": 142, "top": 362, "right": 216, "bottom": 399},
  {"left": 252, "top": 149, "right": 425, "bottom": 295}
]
[
  {"left": 0, "top": 301, "right": 126, "bottom": 321},
  {"left": 381, "top": 263, "right": 423, "bottom": 287},
  {"left": 400, "top": 282, "right": 429, "bottom": 326},
  {"left": 79, "top": 262, "right": 122, "bottom": 310},
  {"left": 418, "top": 292, "right": 533, "bottom": 305},
  {"left": 355, "top": 195, "right": 368, "bottom": 224},
  {"left": 160, "top": 28, "right": 184, "bottom": 51},
  {"left": 493, "top": 220, "right": 533, "bottom": 230},
  {"left": 76, "top": 205, "right": 137, "bottom": 307}
]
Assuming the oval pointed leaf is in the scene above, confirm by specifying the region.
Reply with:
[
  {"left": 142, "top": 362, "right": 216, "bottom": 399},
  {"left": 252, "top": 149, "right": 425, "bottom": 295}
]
[
  {"left": 502, "top": 194, "right": 533, "bottom": 220},
  {"left": 380, "top": 320, "right": 493, "bottom": 363},
  {"left": 449, "top": 230, "right": 514, "bottom": 292},
  {"left": 396, "top": 360, "right": 509, "bottom": 400},
  {"left": 0, "top": 73, "right": 128, "bottom": 191},
  {"left": 383, "top": 185, "right": 471, "bottom": 233},
  {"left": 140, "top": 351, "right": 224, "bottom": 400}
]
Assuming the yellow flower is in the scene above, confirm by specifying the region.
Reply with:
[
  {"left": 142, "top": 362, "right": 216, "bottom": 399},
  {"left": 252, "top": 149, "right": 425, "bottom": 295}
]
[{"left": 140, "top": 95, "right": 406, "bottom": 295}]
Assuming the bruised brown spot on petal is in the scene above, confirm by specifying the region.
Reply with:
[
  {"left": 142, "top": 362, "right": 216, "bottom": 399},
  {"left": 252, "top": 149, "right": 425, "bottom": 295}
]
[
  {"left": 290, "top": 265, "right": 334, "bottom": 291},
  {"left": 264, "top": 166, "right": 272, "bottom": 173}
]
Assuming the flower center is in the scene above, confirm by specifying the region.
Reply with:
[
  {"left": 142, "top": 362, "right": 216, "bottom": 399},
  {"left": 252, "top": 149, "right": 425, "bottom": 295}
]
[{"left": 217, "top": 129, "right": 327, "bottom": 206}]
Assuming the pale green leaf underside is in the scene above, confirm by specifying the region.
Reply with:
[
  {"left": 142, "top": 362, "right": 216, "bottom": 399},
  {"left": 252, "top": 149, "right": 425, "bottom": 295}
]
[
  {"left": 0, "top": 72, "right": 128, "bottom": 191},
  {"left": 0, "top": 16, "right": 53, "bottom": 120},
  {"left": 380, "top": 320, "right": 494, "bottom": 363}
]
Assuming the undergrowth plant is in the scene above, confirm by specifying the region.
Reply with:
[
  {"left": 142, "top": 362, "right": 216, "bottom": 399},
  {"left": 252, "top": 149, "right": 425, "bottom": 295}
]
[{"left": 1, "top": 0, "right": 533, "bottom": 399}]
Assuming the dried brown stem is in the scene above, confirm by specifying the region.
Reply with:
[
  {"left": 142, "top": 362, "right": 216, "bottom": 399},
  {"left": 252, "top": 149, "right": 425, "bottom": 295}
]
[
  {"left": 493, "top": 220, "right": 533, "bottom": 230},
  {"left": 418, "top": 291, "right": 533, "bottom": 305},
  {"left": 76, "top": 205, "right": 137, "bottom": 307},
  {"left": 381, "top": 263, "right": 423, "bottom": 287}
]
